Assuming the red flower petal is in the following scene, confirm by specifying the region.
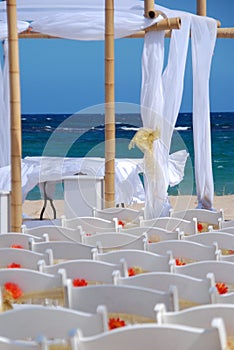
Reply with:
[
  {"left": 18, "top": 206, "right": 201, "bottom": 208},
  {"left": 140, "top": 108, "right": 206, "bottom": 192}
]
[
  {"left": 175, "top": 258, "right": 186, "bottom": 266},
  {"left": 197, "top": 223, "right": 203, "bottom": 232},
  {"left": 11, "top": 245, "right": 23, "bottom": 249},
  {"left": 216, "top": 282, "right": 228, "bottom": 295},
  {"left": 4, "top": 282, "right": 23, "bottom": 299},
  {"left": 109, "top": 317, "right": 126, "bottom": 330},
  {"left": 128, "top": 267, "right": 136, "bottom": 276},
  {"left": 73, "top": 278, "right": 88, "bottom": 287},
  {"left": 118, "top": 220, "right": 125, "bottom": 227},
  {"left": 7, "top": 263, "right": 21, "bottom": 269}
]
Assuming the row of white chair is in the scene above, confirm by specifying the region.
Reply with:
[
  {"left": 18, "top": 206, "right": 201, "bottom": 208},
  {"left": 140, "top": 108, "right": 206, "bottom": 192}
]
[{"left": 0, "top": 307, "right": 228, "bottom": 350}]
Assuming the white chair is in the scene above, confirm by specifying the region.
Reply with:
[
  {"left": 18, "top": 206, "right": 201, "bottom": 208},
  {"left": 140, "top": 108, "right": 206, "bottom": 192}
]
[
  {"left": 61, "top": 216, "right": 119, "bottom": 233},
  {"left": 39, "top": 259, "right": 127, "bottom": 283},
  {"left": 182, "top": 232, "right": 234, "bottom": 256},
  {"left": 92, "top": 248, "right": 173, "bottom": 273},
  {"left": 173, "top": 260, "right": 234, "bottom": 304},
  {"left": 82, "top": 233, "right": 147, "bottom": 252},
  {"left": 170, "top": 208, "right": 224, "bottom": 231},
  {"left": 146, "top": 240, "right": 220, "bottom": 263},
  {"left": 70, "top": 321, "right": 227, "bottom": 350},
  {"left": 156, "top": 303, "right": 234, "bottom": 343},
  {"left": 0, "top": 338, "right": 40, "bottom": 350},
  {"left": 29, "top": 239, "right": 95, "bottom": 261},
  {"left": 140, "top": 217, "right": 198, "bottom": 235},
  {"left": 113, "top": 271, "right": 216, "bottom": 308},
  {"left": 120, "top": 226, "right": 181, "bottom": 242},
  {"left": 22, "top": 224, "right": 83, "bottom": 242},
  {"left": 0, "top": 268, "right": 66, "bottom": 307},
  {"left": 0, "top": 304, "right": 107, "bottom": 338},
  {"left": 218, "top": 220, "right": 234, "bottom": 230},
  {"left": 65, "top": 281, "right": 179, "bottom": 317},
  {"left": 210, "top": 227, "right": 234, "bottom": 234},
  {"left": 93, "top": 207, "right": 143, "bottom": 225},
  {"left": 0, "top": 248, "right": 52, "bottom": 269},
  {"left": 0, "top": 233, "right": 45, "bottom": 249}
]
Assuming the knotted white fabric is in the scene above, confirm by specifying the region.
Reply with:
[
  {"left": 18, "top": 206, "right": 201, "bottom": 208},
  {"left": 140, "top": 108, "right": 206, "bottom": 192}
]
[{"left": 140, "top": 4, "right": 216, "bottom": 218}]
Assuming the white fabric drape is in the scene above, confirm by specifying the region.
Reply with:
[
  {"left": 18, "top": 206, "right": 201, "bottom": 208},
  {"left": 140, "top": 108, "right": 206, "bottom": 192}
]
[
  {"left": 0, "top": 1, "right": 217, "bottom": 214},
  {"left": 0, "top": 21, "right": 29, "bottom": 168},
  {"left": 140, "top": 5, "right": 217, "bottom": 218},
  {"left": 191, "top": 16, "right": 217, "bottom": 209},
  {"left": 0, "top": 40, "right": 10, "bottom": 167}
]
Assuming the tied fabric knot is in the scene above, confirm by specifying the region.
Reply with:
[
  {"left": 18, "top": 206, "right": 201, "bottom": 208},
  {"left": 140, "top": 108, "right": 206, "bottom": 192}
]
[{"left": 128, "top": 127, "right": 160, "bottom": 154}]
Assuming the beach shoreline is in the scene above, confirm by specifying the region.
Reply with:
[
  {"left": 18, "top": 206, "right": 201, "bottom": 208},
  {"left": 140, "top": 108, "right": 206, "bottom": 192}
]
[{"left": 22, "top": 195, "right": 234, "bottom": 221}]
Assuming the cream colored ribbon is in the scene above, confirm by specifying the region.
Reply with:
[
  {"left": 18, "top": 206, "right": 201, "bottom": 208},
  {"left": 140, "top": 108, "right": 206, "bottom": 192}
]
[
  {"left": 129, "top": 127, "right": 160, "bottom": 179},
  {"left": 129, "top": 127, "right": 160, "bottom": 153}
]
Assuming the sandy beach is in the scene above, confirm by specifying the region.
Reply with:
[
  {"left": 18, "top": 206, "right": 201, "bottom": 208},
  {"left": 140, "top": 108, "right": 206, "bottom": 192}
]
[{"left": 22, "top": 195, "right": 234, "bottom": 221}]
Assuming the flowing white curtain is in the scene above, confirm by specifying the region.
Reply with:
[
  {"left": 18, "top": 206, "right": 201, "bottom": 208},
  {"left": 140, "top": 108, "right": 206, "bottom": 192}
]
[
  {"left": 0, "top": 21, "right": 29, "bottom": 168},
  {"left": 140, "top": 6, "right": 217, "bottom": 218},
  {"left": 191, "top": 16, "right": 217, "bottom": 209},
  {"left": 0, "top": 40, "right": 10, "bottom": 167}
]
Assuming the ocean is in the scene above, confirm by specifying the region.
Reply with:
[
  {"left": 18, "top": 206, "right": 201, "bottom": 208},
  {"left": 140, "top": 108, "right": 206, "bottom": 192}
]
[{"left": 22, "top": 112, "right": 234, "bottom": 199}]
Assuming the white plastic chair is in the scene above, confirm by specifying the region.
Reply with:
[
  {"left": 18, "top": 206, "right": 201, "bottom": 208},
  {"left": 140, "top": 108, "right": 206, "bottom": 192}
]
[
  {"left": 22, "top": 224, "right": 83, "bottom": 242},
  {"left": 70, "top": 321, "right": 227, "bottom": 350},
  {"left": 92, "top": 248, "right": 173, "bottom": 273},
  {"left": 29, "top": 239, "right": 95, "bottom": 261},
  {"left": 140, "top": 217, "right": 198, "bottom": 235},
  {"left": 0, "top": 304, "right": 107, "bottom": 338},
  {"left": 0, "top": 338, "right": 40, "bottom": 350},
  {"left": 156, "top": 303, "right": 234, "bottom": 343},
  {"left": 170, "top": 208, "right": 224, "bottom": 228},
  {"left": 39, "top": 259, "right": 127, "bottom": 283},
  {"left": 0, "top": 248, "right": 52, "bottom": 270},
  {"left": 61, "top": 216, "right": 118, "bottom": 233},
  {"left": 82, "top": 233, "right": 147, "bottom": 252},
  {"left": 210, "top": 227, "right": 234, "bottom": 234},
  {"left": 120, "top": 226, "right": 181, "bottom": 242},
  {"left": 65, "top": 281, "right": 179, "bottom": 316},
  {"left": 182, "top": 231, "right": 234, "bottom": 255},
  {"left": 218, "top": 220, "right": 234, "bottom": 230},
  {"left": 146, "top": 240, "right": 220, "bottom": 263},
  {"left": 173, "top": 260, "right": 234, "bottom": 304},
  {"left": 93, "top": 207, "right": 143, "bottom": 225},
  {"left": 113, "top": 271, "right": 216, "bottom": 308},
  {"left": 0, "top": 268, "right": 66, "bottom": 307},
  {"left": 0, "top": 233, "right": 45, "bottom": 249}
]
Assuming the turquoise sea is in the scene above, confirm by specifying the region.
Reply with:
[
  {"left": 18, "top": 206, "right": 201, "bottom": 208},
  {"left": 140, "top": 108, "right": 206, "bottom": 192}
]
[{"left": 22, "top": 112, "right": 234, "bottom": 199}]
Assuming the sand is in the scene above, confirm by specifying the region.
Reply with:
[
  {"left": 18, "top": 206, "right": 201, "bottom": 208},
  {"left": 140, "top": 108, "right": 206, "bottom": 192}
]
[{"left": 22, "top": 195, "right": 234, "bottom": 221}]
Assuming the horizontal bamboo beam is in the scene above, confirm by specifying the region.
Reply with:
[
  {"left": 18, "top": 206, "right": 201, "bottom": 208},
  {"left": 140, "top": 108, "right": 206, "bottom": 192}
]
[
  {"left": 126, "top": 27, "right": 234, "bottom": 39},
  {"left": 19, "top": 27, "right": 234, "bottom": 40}
]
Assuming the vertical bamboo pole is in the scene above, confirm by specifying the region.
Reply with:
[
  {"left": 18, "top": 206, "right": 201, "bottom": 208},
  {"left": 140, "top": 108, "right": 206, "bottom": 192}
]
[
  {"left": 7, "top": 0, "right": 22, "bottom": 232},
  {"left": 104, "top": 0, "right": 115, "bottom": 208},
  {"left": 144, "top": 0, "right": 156, "bottom": 18},
  {"left": 196, "top": 0, "right": 207, "bottom": 16}
]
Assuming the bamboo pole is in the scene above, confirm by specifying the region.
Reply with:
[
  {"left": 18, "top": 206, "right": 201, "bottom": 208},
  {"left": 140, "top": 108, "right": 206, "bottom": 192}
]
[
  {"left": 7, "top": 0, "right": 22, "bottom": 232},
  {"left": 197, "top": 0, "right": 206, "bottom": 16},
  {"left": 144, "top": 0, "right": 156, "bottom": 19},
  {"left": 104, "top": 0, "right": 115, "bottom": 208}
]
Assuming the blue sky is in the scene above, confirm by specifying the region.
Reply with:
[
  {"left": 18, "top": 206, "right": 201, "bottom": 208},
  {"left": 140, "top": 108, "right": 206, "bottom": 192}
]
[{"left": 16, "top": 0, "right": 234, "bottom": 114}]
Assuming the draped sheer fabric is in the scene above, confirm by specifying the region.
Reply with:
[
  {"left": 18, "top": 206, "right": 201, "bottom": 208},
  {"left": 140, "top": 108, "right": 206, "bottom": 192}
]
[
  {"left": 141, "top": 5, "right": 216, "bottom": 218},
  {"left": 0, "top": 0, "right": 217, "bottom": 216}
]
